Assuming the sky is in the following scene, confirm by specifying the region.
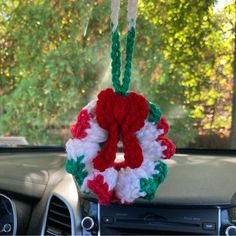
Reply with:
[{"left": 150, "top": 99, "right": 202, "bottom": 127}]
[{"left": 214, "top": 0, "right": 232, "bottom": 12}]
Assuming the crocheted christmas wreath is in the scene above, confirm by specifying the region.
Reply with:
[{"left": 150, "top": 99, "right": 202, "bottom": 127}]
[{"left": 66, "top": 0, "right": 176, "bottom": 205}]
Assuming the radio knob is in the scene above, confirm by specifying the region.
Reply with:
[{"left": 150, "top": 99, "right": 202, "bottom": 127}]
[
  {"left": 225, "top": 225, "right": 236, "bottom": 236},
  {"left": 81, "top": 216, "right": 95, "bottom": 231}
]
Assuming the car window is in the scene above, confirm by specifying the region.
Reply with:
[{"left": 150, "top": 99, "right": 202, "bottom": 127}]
[{"left": 0, "top": 0, "right": 235, "bottom": 149}]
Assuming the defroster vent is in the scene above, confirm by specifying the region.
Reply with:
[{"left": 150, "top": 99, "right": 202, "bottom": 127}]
[{"left": 44, "top": 196, "right": 72, "bottom": 236}]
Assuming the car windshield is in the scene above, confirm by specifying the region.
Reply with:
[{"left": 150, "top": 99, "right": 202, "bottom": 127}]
[{"left": 0, "top": 0, "right": 235, "bottom": 149}]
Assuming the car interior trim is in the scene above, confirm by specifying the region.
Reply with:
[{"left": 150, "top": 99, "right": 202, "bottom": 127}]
[
  {"left": 1, "top": 146, "right": 236, "bottom": 156},
  {"left": 217, "top": 206, "right": 221, "bottom": 235},
  {"left": 98, "top": 203, "right": 101, "bottom": 236},
  {"left": 0, "top": 193, "right": 17, "bottom": 236},
  {"left": 40, "top": 193, "right": 76, "bottom": 236}
]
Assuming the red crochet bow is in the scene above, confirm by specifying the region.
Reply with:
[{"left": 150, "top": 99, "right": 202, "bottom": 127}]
[{"left": 93, "top": 88, "right": 149, "bottom": 172}]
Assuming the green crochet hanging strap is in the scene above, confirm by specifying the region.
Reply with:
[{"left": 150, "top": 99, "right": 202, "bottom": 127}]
[{"left": 111, "top": 0, "right": 138, "bottom": 96}]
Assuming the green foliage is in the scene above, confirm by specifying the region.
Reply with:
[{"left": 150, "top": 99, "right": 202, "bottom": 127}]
[
  {"left": 0, "top": 0, "right": 234, "bottom": 148},
  {"left": 138, "top": 0, "right": 234, "bottom": 145},
  {"left": 0, "top": 0, "right": 110, "bottom": 144}
]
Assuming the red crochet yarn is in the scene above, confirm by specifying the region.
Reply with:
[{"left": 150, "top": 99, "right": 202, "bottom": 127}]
[
  {"left": 93, "top": 88, "right": 149, "bottom": 172},
  {"left": 114, "top": 161, "right": 127, "bottom": 170},
  {"left": 157, "top": 116, "right": 169, "bottom": 136},
  {"left": 87, "top": 175, "right": 114, "bottom": 205},
  {"left": 70, "top": 109, "right": 91, "bottom": 139},
  {"left": 159, "top": 136, "right": 176, "bottom": 159}
]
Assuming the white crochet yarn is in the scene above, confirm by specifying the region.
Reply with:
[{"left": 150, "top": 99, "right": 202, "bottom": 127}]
[
  {"left": 111, "top": 0, "right": 138, "bottom": 32},
  {"left": 111, "top": 0, "right": 120, "bottom": 32},
  {"left": 141, "top": 140, "right": 166, "bottom": 161},
  {"left": 136, "top": 120, "right": 165, "bottom": 161},
  {"left": 101, "top": 167, "right": 118, "bottom": 191},
  {"left": 127, "top": 0, "right": 138, "bottom": 30},
  {"left": 136, "top": 120, "right": 163, "bottom": 141},
  {"left": 66, "top": 101, "right": 108, "bottom": 171},
  {"left": 115, "top": 160, "right": 159, "bottom": 203},
  {"left": 116, "top": 168, "right": 146, "bottom": 203},
  {"left": 66, "top": 139, "right": 101, "bottom": 163},
  {"left": 81, "top": 99, "right": 108, "bottom": 143},
  {"left": 84, "top": 119, "right": 108, "bottom": 143},
  {"left": 84, "top": 100, "right": 96, "bottom": 115},
  {"left": 81, "top": 167, "right": 118, "bottom": 193}
]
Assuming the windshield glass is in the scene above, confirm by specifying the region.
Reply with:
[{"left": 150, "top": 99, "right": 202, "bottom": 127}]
[{"left": 0, "top": 0, "right": 235, "bottom": 149}]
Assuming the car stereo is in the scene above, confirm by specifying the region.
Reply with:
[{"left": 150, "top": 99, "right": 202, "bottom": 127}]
[{"left": 79, "top": 197, "right": 236, "bottom": 236}]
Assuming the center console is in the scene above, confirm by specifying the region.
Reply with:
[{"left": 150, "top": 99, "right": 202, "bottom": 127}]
[
  {"left": 78, "top": 153, "right": 236, "bottom": 235},
  {"left": 79, "top": 198, "right": 236, "bottom": 235}
]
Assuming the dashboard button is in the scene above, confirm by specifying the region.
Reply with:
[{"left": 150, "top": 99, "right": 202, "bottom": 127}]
[
  {"left": 225, "top": 225, "right": 236, "bottom": 236},
  {"left": 81, "top": 216, "right": 95, "bottom": 231},
  {"left": 102, "top": 216, "right": 114, "bottom": 224},
  {"left": 203, "top": 222, "right": 216, "bottom": 231}
]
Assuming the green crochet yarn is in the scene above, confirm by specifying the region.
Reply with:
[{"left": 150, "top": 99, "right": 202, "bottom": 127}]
[
  {"left": 154, "top": 160, "right": 168, "bottom": 182},
  {"left": 111, "top": 25, "right": 136, "bottom": 96},
  {"left": 111, "top": 27, "right": 122, "bottom": 94},
  {"left": 99, "top": 142, "right": 105, "bottom": 148},
  {"left": 139, "top": 161, "right": 168, "bottom": 200},
  {"left": 121, "top": 27, "right": 135, "bottom": 95},
  {"left": 66, "top": 156, "right": 88, "bottom": 187},
  {"left": 148, "top": 101, "right": 162, "bottom": 124}
]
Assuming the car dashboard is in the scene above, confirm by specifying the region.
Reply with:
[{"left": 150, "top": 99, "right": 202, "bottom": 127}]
[{"left": 0, "top": 147, "right": 236, "bottom": 236}]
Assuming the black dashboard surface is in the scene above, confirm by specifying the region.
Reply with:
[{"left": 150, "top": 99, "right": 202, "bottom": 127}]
[
  {"left": 0, "top": 149, "right": 236, "bottom": 235},
  {"left": 0, "top": 150, "right": 235, "bottom": 206}
]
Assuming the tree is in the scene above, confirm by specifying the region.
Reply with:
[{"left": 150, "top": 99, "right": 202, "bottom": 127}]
[
  {"left": 0, "top": 0, "right": 111, "bottom": 143},
  {"left": 139, "top": 0, "right": 235, "bottom": 148}
]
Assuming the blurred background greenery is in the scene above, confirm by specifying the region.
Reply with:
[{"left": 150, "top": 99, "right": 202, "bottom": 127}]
[{"left": 0, "top": 0, "right": 235, "bottom": 148}]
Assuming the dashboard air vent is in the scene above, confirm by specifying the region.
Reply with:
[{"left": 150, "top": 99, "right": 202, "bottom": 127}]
[{"left": 45, "top": 196, "right": 72, "bottom": 236}]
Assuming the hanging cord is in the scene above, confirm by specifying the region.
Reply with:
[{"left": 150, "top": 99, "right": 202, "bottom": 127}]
[{"left": 111, "top": 0, "right": 138, "bottom": 95}]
